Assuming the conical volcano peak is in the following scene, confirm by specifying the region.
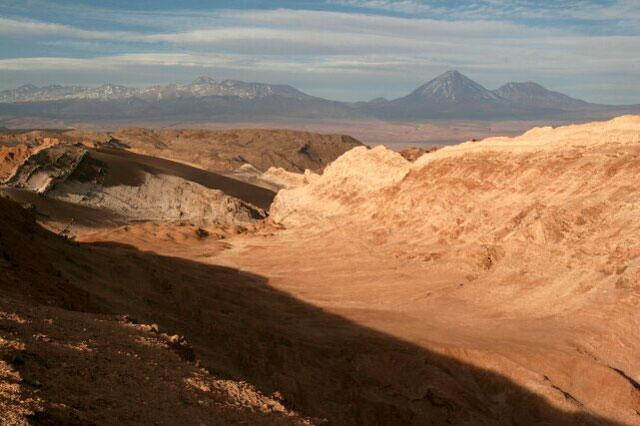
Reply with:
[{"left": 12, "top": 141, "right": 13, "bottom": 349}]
[
  {"left": 408, "top": 70, "right": 499, "bottom": 102},
  {"left": 429, "top": 70, "right": 476, "bottom": 85},
  {"left": 437, "top": 70, "right": 464, "bottom": 79}
]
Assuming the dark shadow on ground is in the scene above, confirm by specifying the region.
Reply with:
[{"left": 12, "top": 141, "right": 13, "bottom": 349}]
[
  {"left": 0, "top": 187, "right": 127, "bottom": 229},
  {"left": 60, "top": 240, "right": 615, "bottom": 425},
  {"left": 0, "top": 196, "right": 618, "bottom": 424}
]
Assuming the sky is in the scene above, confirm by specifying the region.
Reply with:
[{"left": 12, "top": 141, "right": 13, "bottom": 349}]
[{"left": 0, "top": 0, "right": 638, "bottom": 104}]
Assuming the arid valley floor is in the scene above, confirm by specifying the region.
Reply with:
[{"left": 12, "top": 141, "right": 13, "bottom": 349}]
[{"left": 0, "top": 117, "right": 639, "bottom": 425}]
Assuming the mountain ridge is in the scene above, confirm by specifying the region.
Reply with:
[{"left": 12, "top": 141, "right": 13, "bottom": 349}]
[
  {"left": 0, "top": 76, "right": 315, "bottom": 103},
  {"left": 404, "top": 70, "right": 501, "bottom": 102},
  {"left": 1, "top": 71, "right": 638, "bottom": 122},
  {"left": 492, "top": 81, "right": 597, "bottom": 111}
]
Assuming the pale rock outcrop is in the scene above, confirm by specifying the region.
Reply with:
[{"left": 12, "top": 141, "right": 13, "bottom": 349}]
[
  {"left": 3, "top": 145, "right": 266, "bottom": 227},
  {"left": 261, "top": 167, "right": 319, "bottom": 190},
  {"left": 270, "top": 115, "right": 640, "bottom": 316},
  {"left": 271, "top": 145, "right": 410, "bottom": 226}
]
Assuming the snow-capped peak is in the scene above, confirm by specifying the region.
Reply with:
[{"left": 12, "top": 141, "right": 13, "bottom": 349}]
[{"left": 408, "top": 70, "right": 500, "bottom": 102}]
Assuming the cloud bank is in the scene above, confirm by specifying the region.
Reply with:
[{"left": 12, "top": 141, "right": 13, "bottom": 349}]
[{"left": 0, "top": 1, "right": 638, "bottom": 104}]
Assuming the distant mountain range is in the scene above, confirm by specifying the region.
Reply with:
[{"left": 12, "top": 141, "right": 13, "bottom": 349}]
[
  {"left": 0, "top": 70, "right": 637, "bottom": 122},
  {"left": 0, "top": 76, "right": 314, "bottom": 103}
]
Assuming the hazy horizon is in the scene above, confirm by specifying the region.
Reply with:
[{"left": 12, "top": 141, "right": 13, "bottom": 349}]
[
  {"left": 1, "top": 0, "right": 639, "bottom": 104},
  {"left": 6, "top": 69, "right": 636, "bottom": 107}
]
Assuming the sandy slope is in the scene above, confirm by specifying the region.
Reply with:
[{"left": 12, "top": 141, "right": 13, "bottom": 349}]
[{"left": 249, "top": 116, "right": 640, "bottom": 423}]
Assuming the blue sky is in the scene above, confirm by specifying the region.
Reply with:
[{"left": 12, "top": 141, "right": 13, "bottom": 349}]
[{"left": 0, "top": 0, "right": 638, "bottom": 103}]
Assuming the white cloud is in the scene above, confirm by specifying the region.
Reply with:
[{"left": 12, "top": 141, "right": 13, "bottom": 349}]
[
  {"left": 4, "top": 10, "right": 637, "bottom": 63},
  {"left": 0, "top": 3, "right": 639, "bottom": 103},
  {"left": 328, "top": 0, "right": 640, "bottom": 26},
  {"left": 0, "top": 17, "right": 136, "bottom": 40},
  {"left": 216, "top": 8, "right": 556, "bottom": 38},
  {"left": 0, "top": 53, "right": 240, "bottom": 71}
]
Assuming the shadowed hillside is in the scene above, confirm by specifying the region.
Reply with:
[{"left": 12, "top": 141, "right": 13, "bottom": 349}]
[{"left": 0, "top": 196, "right": 614, "bottom": 424}]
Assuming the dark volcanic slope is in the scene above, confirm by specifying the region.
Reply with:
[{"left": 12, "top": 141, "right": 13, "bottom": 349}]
[
  {"left": 0, "top": 187, "right": 127, "bottom": 228},
  {"left": 92, "top": 148, "right": 276, "bottom": 210},
  {"left": 1, "top": 145, "right": 276, "bottom": 230}
]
